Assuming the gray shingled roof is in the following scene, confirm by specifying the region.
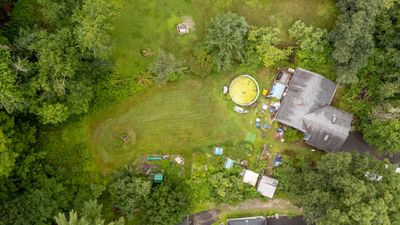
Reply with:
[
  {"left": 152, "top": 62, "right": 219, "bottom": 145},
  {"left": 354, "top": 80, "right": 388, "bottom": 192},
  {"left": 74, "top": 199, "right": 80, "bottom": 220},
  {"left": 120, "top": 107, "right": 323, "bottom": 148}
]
[
  {"left": 274, "top": 68, "right": 352, "bottom": 152},
  {"left": 303, "top": 106, "right": 352, "bottom": 151},
  {"left": 275, "top": 68, "right": 337, "bottom": 132},
  {"left": 228, "top": 217, "right": 267, "bottom": 225}
]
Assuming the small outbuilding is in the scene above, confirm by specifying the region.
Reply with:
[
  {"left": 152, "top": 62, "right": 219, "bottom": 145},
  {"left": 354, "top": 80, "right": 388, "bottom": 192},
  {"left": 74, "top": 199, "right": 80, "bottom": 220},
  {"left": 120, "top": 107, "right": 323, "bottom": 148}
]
[
  {"left": 242, "top": 169, "right": 259, "bottom": 186},
  {"left": 257, "top": 176, "right": 278, "bottom": 198}
]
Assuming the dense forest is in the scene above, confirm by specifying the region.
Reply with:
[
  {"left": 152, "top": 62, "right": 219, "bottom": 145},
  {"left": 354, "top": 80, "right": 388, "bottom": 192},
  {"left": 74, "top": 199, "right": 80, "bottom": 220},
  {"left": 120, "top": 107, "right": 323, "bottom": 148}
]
[{"left": 0, "top": 0, "right": 399, "bottom": 225}]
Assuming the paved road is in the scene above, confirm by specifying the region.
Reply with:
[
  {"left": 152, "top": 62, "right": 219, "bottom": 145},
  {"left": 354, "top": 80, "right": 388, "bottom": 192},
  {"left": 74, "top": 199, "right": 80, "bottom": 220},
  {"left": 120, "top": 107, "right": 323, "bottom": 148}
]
[
  {"left": 177, "top": 210, "right": 220, "bottom": 225},
  {"left": 341, "top": 132, "right": 400, "bottom": 164}
]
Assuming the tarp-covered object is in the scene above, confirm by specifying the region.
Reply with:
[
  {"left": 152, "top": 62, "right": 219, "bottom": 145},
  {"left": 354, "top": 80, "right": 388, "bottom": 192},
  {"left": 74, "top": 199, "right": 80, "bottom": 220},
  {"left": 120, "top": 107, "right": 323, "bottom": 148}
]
[
  {"left": 225, "top": 158, "right": 235, "bottom": 169},
  {"left": 269, "top": 83, "right": 286, "bottom": 100},
  {"left": 214, "top": 147, "right": 223, "bottom": 155}
]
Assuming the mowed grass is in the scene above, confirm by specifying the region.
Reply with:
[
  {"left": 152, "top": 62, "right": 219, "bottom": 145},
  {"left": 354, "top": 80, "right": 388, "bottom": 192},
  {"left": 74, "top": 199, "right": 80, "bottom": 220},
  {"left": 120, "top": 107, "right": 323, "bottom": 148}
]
[
  {"left": 87, "top": 75, "right": 251, "bottom": 172},
  {"left": 111, "top": 0, "right": 337, "bottom": 77},
  {"left": 53, "top": 0, "right": 337, "bottom": 173}
]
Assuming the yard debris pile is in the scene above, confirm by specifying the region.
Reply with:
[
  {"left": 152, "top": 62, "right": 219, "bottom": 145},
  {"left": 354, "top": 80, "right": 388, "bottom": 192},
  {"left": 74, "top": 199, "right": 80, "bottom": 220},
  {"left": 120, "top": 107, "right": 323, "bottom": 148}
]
[{"left": 177, "top": 16, "right": 195, "bottom": 35}]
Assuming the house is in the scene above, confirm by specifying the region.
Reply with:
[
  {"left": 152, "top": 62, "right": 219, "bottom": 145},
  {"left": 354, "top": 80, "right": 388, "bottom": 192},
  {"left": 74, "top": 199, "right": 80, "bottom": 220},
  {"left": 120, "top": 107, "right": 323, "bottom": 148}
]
[
  {"left": 257, "top": 176, "right": 278, "bottom": 198},
  {"left": 227, "top": 216, "right": 267, "bottom": 225},
  {"left": 274, "top": 68, "right": 352, "bottom": 152},
  {"left": 267, "top": 216, "right": 308, "bottom": 225},
  {"left": 242, "top": 169, "right": 259, "bottom": 186}
]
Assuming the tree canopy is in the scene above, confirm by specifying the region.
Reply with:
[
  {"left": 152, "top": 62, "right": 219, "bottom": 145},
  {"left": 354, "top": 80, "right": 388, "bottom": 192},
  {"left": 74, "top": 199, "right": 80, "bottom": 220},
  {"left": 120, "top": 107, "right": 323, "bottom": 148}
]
[
  {"left": 54, "top": 200, "right": 125, "bottom": 225},
  {"left": 246, "top": 26, "right": 291, "bottom": 69},
  {"left": 277, "top": 152, "right": 400, "bottom": 225},
  {"left": 330, "top": 0, "right": 385, "bottom": 84},
  {"left": 289, "top": 20, "right": 333, "bottom": 78},
  {"left": 109, "top": 166, "right": 151, "bottom": 220},
  {"left": 0, "top": 0, "right": 116, "bottom": 124},
  {"left": 339, "top": 1, "right": 400, "bottom": 153},
  {"left": 205, "top": 12, "right": 249, "bottom": 70},
  {"left": 139, "top": 166, "right": 192, "bottom": 225}
]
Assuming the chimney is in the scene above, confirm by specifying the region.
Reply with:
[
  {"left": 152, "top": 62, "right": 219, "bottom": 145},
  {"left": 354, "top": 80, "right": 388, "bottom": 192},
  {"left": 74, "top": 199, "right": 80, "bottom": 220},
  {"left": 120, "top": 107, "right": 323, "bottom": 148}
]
[
  {"left": 324, "top": 134, "right": 330, "bottom": 141},
  {"left": 332, "top": 114, "right": 336, "bottom": 124}
]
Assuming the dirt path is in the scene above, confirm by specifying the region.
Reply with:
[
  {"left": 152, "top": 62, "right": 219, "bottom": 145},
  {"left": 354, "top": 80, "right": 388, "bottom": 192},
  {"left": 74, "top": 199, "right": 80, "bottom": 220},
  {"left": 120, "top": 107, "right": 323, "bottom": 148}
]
[
  {"left": 221, "top": 198, "right": 302, "bottom": 213},
  {"left": 186, "top": 199, "right": 302, "bottom": 225}
]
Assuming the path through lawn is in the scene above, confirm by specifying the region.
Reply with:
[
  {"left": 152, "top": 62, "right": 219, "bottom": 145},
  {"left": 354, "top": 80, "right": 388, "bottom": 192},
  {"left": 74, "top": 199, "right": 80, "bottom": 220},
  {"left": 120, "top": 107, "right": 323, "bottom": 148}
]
[{"left": 88, "top": 76, "right": 250, "bottom": 172}]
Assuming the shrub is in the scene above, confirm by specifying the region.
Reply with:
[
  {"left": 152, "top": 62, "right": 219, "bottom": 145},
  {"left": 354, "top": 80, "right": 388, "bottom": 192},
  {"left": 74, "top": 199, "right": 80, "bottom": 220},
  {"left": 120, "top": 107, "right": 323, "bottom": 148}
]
[{"left": 284, "top": 127, "right": 303, "bottom": 143}]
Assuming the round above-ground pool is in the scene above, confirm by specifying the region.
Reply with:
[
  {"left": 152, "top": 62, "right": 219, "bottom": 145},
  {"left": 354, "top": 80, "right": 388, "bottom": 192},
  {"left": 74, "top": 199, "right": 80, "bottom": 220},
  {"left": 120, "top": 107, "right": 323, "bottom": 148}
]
[{"left": 229, "top": 75, "right": 260, "bottom": 106}]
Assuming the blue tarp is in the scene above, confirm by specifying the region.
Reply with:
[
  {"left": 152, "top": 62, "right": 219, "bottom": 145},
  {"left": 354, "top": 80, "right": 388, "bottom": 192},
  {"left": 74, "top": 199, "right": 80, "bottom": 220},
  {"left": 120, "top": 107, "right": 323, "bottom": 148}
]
[
  {"left": 273, "top": 154, "right": 282, "bottom": 167},
  {"left": 270, "top": 83, "right": 286, "bottom": 100},
  {"left": 214, "top": 147, "right": 223, "bottom": 156},
  {"left": 225, "top": 158, "right": 235, "bottom": 169}
]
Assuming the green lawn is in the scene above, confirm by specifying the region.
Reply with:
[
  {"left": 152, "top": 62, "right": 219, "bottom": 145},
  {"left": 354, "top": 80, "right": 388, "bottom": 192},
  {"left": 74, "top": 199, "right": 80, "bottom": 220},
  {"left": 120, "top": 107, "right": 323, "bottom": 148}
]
[
  {"left": 87, "top": 75, "right": 251, "bottom": 172},
  {"left": 66, "top": 69, "right": 319, "bottom": 174},
  {"left": 111, "top": 0, "right": 337, "bottom": 77},
  {"left": 47, "top": 0, "right": 336, "bottom": 174}
]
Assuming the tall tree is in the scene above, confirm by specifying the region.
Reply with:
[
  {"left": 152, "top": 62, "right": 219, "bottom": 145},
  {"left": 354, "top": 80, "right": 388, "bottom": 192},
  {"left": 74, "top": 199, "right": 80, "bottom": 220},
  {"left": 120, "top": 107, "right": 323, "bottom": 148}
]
[
  {"left": 140, "top": 167, "right": 192, "bottom": 225},
  {"left": 148, "top": 51, "right": 182, "bottom": 85},
  {"left": 289, "top": 21, "right": 333, "bottom": 78},
  {"left": 0, "top": 47, "right": 22, "bottom": 113},
  {"left": 246, "top": 26, "right": 291, "bottom": 69},
  {"left": 330, "top": 0, "right": 385, "bottom": 84},
  {"left": 278, "top": 152, "right": 400, "bottom": 225},
  {"left": 205, "top": 12, "right": 249, "bottom": 70},
  {"left": 0, "top": 0, "right": 115, "bottom": 125},
  {"left": 73, "top": 0, "right": 119, "bottom": 59},
  {"left": 54, "top": 200, "right": 125, "bottom": 225},
  {"left": 0, "top": 112, "right": 36, "bottom": 178},
  {"left": 109, "top": 166, "right": 151, "bottom": 220}
]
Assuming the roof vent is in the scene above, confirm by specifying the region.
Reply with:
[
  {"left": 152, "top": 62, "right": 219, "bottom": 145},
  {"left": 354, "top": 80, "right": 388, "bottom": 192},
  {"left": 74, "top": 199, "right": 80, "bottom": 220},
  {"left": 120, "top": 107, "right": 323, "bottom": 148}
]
[
  {"left": 324, "top": 135, "right": 330, "bottom": 141},
  {"left": 294, "top": 97, "right": 305, "bottom": 106},
  {"left": 332, "top": 114, "right": 337, "bottom": 124}
]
